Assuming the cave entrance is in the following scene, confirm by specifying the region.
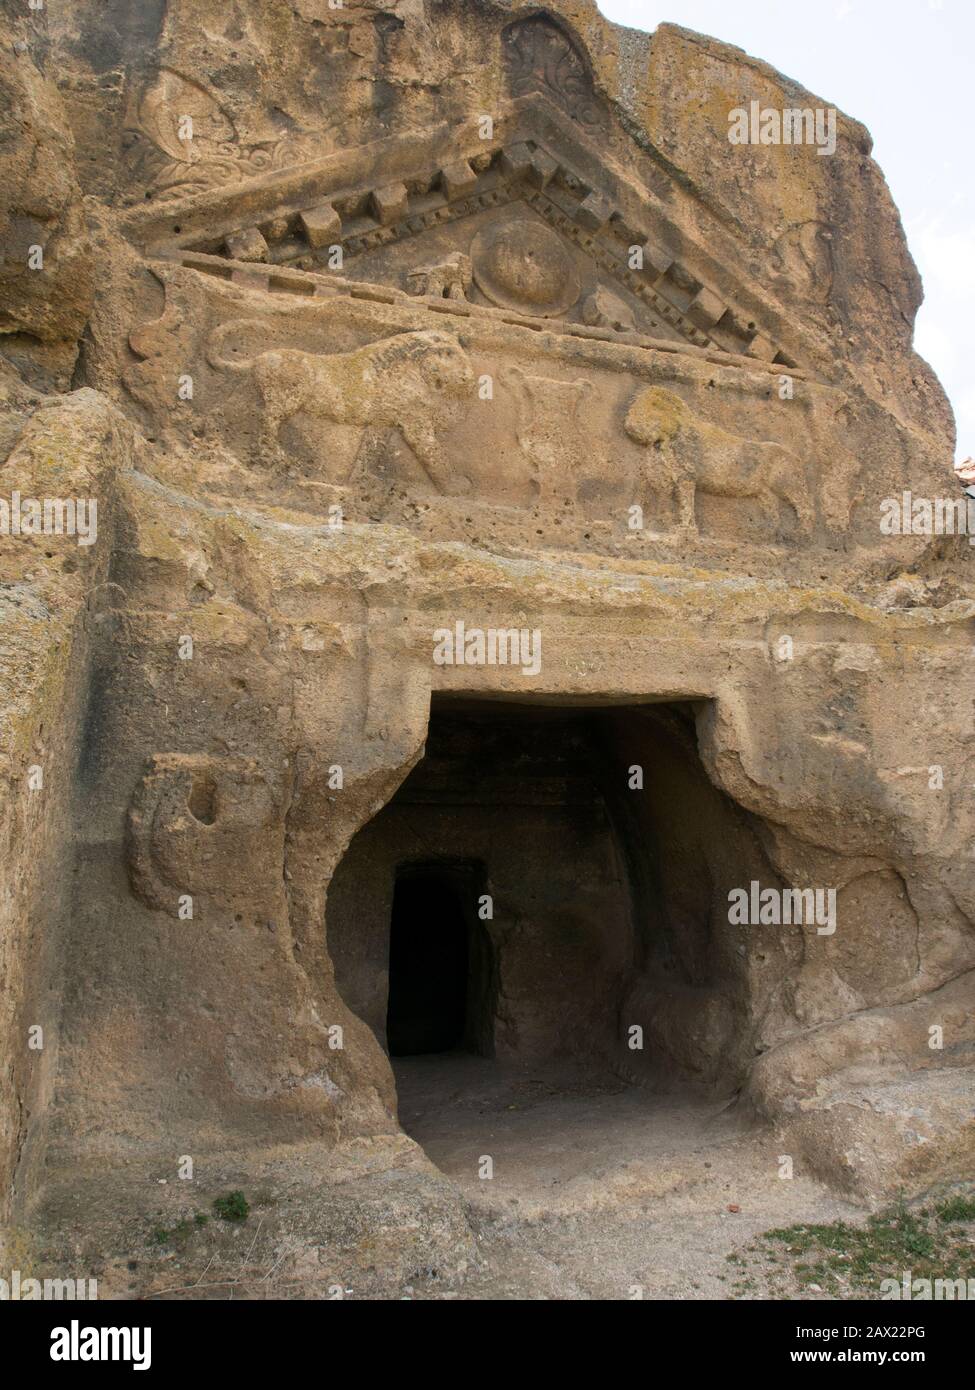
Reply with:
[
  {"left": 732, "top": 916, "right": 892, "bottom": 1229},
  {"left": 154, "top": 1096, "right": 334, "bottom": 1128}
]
[{"left": 327, "top": 696, "right": 779, "bottom": 1187}]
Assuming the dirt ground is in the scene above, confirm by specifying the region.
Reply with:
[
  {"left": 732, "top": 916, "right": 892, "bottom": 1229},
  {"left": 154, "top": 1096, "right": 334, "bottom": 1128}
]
[
  {"left": 392, "top": 1054, "right": 863, "bottom": 1300},
  {"left": 22, "top": 1056, "right": 935, "bottom": 1302}
]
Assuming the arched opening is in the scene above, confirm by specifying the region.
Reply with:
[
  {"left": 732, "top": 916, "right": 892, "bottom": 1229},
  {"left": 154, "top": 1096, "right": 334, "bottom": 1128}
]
[{"left": 326, "top": 695, "right": 785, "bottom": 1186}]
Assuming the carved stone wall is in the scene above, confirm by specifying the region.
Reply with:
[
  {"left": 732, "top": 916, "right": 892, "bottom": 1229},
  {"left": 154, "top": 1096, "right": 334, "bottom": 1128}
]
[{"left": 0, "top": 0, "right": 971, "bottom": 1298}]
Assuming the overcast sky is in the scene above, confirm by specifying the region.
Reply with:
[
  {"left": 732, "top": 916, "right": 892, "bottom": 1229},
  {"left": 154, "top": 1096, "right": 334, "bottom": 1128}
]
[{"left": 597, "top": 0, "right": 974, "bottom": 461}]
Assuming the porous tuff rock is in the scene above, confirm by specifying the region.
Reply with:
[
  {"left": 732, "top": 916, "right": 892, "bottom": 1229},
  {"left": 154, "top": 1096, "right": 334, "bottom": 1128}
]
[
  {"left": 0, "top": 0, "right": 95, "bottom": 388},
  {"left": 0, "top": 0, "right": 972, "bottom": 1295}
]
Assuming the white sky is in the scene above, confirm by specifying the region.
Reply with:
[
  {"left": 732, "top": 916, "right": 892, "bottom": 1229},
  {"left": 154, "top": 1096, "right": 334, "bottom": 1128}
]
[{"left": 596, "top": 0, "right": 975, "bottom": 460}]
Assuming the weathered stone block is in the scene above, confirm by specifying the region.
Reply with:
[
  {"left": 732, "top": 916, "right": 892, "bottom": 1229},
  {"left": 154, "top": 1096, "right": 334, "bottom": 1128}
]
[
  {"left": 224, "top": 226, "right": 268, "bottom": 262},
  {"left": 440, "top": 159, "right": 478, "bottom": 199},
  {"left": 574, "top": 191, "right": 612, "bottom": 232},
  {"left": 370, "top": 182, "right": 409, "bottom": 225},
  {"left": 299, "top": 202, "right": 342, "bottom": 248},
  {"left": 687, "top": 285, "right": 726, "bottom": 329},
  {"left": 639, "top": 235, "right": 675, "bottom": 277}
]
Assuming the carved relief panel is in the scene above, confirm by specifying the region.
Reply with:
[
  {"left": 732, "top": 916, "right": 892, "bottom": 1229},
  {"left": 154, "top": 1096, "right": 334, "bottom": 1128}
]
[{"left": 125, "top": 258, "right": 853, "bottom": 555}]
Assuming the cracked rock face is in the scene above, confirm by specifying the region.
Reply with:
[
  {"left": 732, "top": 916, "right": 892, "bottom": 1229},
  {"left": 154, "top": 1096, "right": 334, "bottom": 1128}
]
[{"left": 0, "top": 0, "right": 972, "bottom": 1294}]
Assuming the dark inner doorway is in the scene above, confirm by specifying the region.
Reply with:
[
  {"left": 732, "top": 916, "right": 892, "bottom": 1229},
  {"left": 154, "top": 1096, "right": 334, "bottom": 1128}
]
[{"left": 386, "top": 865, "right": 470, "bottom": 1057}]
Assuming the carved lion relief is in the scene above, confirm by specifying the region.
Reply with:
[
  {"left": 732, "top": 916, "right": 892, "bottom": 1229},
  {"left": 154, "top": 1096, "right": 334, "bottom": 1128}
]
[
  {"left": 206, "top": 324, "right": 474, "bottom": 488},
  {"left": 625, "top": 386, "right": 813, "bottom": 536},
  {"left": 406, "top": 251, "right": 472, "bottom": 301}
]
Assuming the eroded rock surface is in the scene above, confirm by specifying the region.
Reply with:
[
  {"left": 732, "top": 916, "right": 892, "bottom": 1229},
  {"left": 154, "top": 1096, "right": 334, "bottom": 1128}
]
[{"left": 0, "top": 1, "right": 971, "bottom": 1298}]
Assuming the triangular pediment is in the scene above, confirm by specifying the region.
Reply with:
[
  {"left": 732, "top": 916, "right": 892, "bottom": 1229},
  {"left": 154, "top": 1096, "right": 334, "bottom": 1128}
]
[{"left": 124, "top": 15, "right": 802, "bottom": 368}]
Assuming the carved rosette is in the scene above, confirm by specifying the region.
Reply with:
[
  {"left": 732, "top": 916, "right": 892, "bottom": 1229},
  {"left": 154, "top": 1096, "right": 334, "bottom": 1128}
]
[{"left": 471, "top": 217, "right": 581, "bottom": 316}]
